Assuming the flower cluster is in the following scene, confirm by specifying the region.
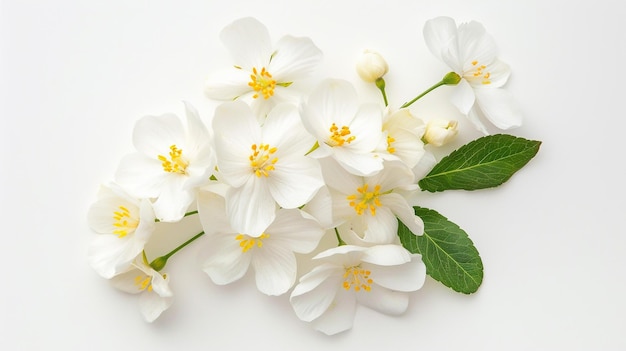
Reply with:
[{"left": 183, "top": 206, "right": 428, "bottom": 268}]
[{"left": 87, "top": 17, "right": 539, "bottom": 334}]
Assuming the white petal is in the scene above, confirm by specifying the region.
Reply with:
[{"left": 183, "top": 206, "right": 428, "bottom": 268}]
[
  {"left": 474, "top": 88, "right": 523, "bottom": 130},
  {"left": 360, "top": 244, "right": 412, "bottom": 266},
  {"left": 365, "top": 256, "right": 426, "bottom": 292},
  {"left": 332, "top": 147, "right": 383, "bottom": 177},
  {"left": 301, "top": 79, "right": 359, "bottom": 138},
  {"left": 362, "top": 207, "right": 400, "bottom": 244},
  {"left": 150, "top": 177, "right": 193, "bottom": 222},
  {"left": 266, "top": 209, "right": 325, "bottom": 253},
  {"left": 356, "top": 286, "right": 409, "bottom": 315},
  {"left": 252, "top": 245, "right": 297, "bottom": 295},
  {"left": 220, "top": 17, "right": 272, "bottom": 69},
  {"left": 450, "top": 78, "right": 476, "bottom": 115},
  {"left": 200, "top": 234, "right": 252, "bottom": 285},
  {"left": 88, "top": 235, "right": 144, "bottom": 279},
  {"left": 204, "top": 68, "right": 253, "bottom": 100},
  {"left": 423, "top": 16, "right": 459, "bottom": 66},
  {"left": 290, "top": 264, "right": 343, "bottom": 321},
  {"left": 138, "top": 290, "right": 173, "bottom": 322},
  {"left": 132, "top": 114, "right": 185, "bottom": 157},
  {"left": 482, "top": 59, "right": 511, "bottom": 88},
  {"left": 301, "top": 186, "right": 335, "bottom": 229},
  {"left": 382, "top": 193, "right": 424, "bottom": 236},
  {"left": 311, "top": 289, "right": 357, "bottom": 335},
  {"left": 115, "top": 153, "right": 168, "bottom": 198},
  {"left": 270, "top": 35, "right": 322, "bottom": 82},
  {"left": 226, "top": 177, "right": 276, "bottom": 237},
  {"left": 212, "top": 101, "right": 260, "bottom": 187},
  {"left": 269, "top": 158, "right": 324, "bottom": 208},
  {"left": 347, "top": 103, "right": 383, "bottom": 153},
  {"left": 110, "top": 267, "right": 144, "bottom": 294},
  {"left": 197, "top": 190, "right": 234, "bottom": 236},
  {"left": 457, "top": 20, "right": 497, "bottom": 70}
]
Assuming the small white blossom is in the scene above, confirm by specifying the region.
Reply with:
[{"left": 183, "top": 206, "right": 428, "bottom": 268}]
[
  {"left": 424, "top": 16, "right": 522, "bottom": 133},
  {"left": 87, "top": 183, "right": 155, "bottom": 279},
  {"left": 290, "top": 244, "right": 426, "bottom": 335},
  {"left": 110, "top": 256, "right": 173, "bottom": 322}
]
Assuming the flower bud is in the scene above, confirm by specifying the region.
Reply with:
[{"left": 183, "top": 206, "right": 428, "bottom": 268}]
[
  {"left": 356, "top": 50, "right": 389, "bottom": 82},
  {"left": 423, "top": 119, "right": 458, "bottom": 146}
]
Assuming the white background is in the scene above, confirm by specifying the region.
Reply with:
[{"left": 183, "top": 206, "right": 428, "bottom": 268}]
[{"left": 2, "top": 0, "right": 625, "bottom": 350}]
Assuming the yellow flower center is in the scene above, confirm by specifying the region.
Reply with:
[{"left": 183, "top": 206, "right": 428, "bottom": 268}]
[
  {"left": 342, "top": 266, "right": 373, "bottom": 292},
  {"left": 466, "top": 60, "right": 491, "bottom": 85},
  {"left": 248, "top": 67, "right": 276, "bottom": 99},
  {"left": 347, "top": 184, "right": 383, "bottom": 216},
  {"left": 134, "top": 275, "right": 153, "bottom": 292},
  {"left": 249, "top": 143, "right": 278, "bottom": 177},
  {"left": 158, "top": 145, "right": 189, "bottom": 174},
  {"left": 386, "top": 135, "right": 396, "bottom": 154},
  {"left": 235, "top": 233, "right": 270, "bottom": 253},
  {"left": 112, "top": 205, "right": 138, "bottom": 238},
  {"left": 328, "top": 123, "right": 356, "bottom": 146}
]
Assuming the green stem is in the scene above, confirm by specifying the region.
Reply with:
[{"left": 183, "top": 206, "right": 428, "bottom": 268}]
[
  {"left": 149, "top": 231, "right": 205, "bottom": 271},
  {"left": 304, "top": 141, "right": 319, "bottom": 156},
  {"left": 375, "top": 78, "right": 388, "bottom": 107},
  {"left": 154, "top": 210, "right": 198, "bottom": 223},
  {"left": 334, "top": 228, "right": 346, "bottom": 246},
  {"left": 400, "top": 71, "right": 461, "bottom": 108}
]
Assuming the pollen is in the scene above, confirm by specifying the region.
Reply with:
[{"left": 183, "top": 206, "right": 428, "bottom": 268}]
[
  {"left": 467, "top": 60, "right": 492, "bottom": 85},
  {"left": 386, "top": 135, "right": 396, "bottom": 154},
  {"left": 347, "top": 184, "right": 383, "bottom": 216},
  {"left": 112, "top": 205, "right": 139, "bottom": 238},
  {"left": 134, "top": 275, "right": 153, "bottom": 292},
  {"left": 342, "top": 266, "right": 373, "bottom": 292},
  {"left": 249, "top": 143, "right": 278, "bottom": 177},
  {"left": 248, "top": 67, "right": 276, "bottom": 99},
  {"left": 328, "top": 123, "right": 356, "bottom": 146},
  {"left": 235, "top": 233, "right": 270, "bottom": 253},
  {"left": 158, "top": 145, "right": 189, "bottom": 174}
]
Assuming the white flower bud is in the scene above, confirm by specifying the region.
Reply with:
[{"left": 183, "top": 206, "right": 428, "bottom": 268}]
[
  {"left": 356, "top": 50, "right": 389, "bottom": 82},
  {"left": 423, "top": 119, "right": 458, "bottom": 147}
]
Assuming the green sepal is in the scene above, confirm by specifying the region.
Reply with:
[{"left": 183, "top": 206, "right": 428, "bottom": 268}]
[
  {"left": 418, "top": 134, "right": 541, "bottom": 192},
  {"left": 398, "top": 206, "right": 483, "bottom": 294}
]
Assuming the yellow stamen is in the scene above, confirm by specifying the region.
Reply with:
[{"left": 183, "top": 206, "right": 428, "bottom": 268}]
[
  {"left": 249, "top": 143, "right": 278, "bottom": 177},
  {"left": 342, "top": 266, "right": 373, "bottom": 292},
  {"left": 134, "top": 275, "right": 153, "bottom": 292},
  {"left": 386, "top": 135, "right": 396, "bottom": 154},
  {"left": 235, "top": 233, "right": 270, "bottom": 253},
  {"left": 328, "top": 123, "right": 356, "bottom": 146},
  {"left": 248, "top": 67, "right": 276, "bottom": 99},
  {"left": 467, "top": 60, "right": 491, "bottom": 85},
  {"left": 158, "top": 145, "right": 189, "bottom": 174},
  {"left": 347, "top": 184, "right": 383, "bottom": 216},
  {"left": 112, "top": 205, "right": 139, "bottom": 238}
]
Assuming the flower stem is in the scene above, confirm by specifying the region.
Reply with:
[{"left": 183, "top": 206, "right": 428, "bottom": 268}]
[
  {"left": 334, "top": 228, "right": 346, "bottom": 246},
  {"left": 154, "top": 210, "right": 198, "bottom": 223},
  {"left": 375, "top": 78, "right": 388, "bottom": 107},
  {"left": 400, "top": 71, "right": 461, "bottom": 108},
  {"left": 149, "top": 231, "right": 205, "bottom": 271}
]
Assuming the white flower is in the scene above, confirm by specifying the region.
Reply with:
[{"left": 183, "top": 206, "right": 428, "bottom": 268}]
[
  {"left": 321, "top": 158, "right": 423, "bottom": 244},
  {"left": 376, "top": 107, "right": 426, "bottom": 169},
  {"left": 204, "top": 17, "right": 323, "bottom": 119},
  {"left": 87, "top": 184, "right": 155, "bottom": 279},
  {"left": 423, "top": 16, "right": 522, "bottom": 133},
  {"left": 110, "top": 255, "right": 173, "bottom": 322},
  {"left": 423, "top": 118, "right": 458, "bottom": 146},
  {"left": 290, "top": 244, "right": 426, "bottom": 335},
  {"left": 115, "top": 102, "right": 214, "bottom": 222},
  {"left": 355, "top": 49, "right": 388, "bottom": 82},
  {"left": 212, "top": 101, "right": 324, "bottom": 237},
  {"left": 301, "top": 79, "right": 384, "bottom": 176},
  {"left": 197, "top": 191, "right": 325, "bottom": 296}
]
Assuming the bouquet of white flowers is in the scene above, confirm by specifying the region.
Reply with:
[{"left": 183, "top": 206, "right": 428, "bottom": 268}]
[{"left": 87, "top": 16, "right": 540, "bottom": 335}]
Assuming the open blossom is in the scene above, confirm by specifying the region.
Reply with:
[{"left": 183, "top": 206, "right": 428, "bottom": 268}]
[
  {"left": 110, "top": 256, "right": 173, "bottom": 322},
  {"left": 212, "top": 101, "right": 324, "bottom": 237},
  {"left": 376, "top": 107, "right": 426, "bottom": 169},
  {"left": 87, "top": 183, "right": 155, "bottom": 279},
  {"left": 205, "top": 17, "right": 323, "bottom": 119},
  {"left": 424, "top": 16, "right": 522, "bottom": 133},
  {"left": 197, "top": 191, "right": 325, "bottom": 296},
  {"left": 301, "top": 79, "right": 384, "bottom": 177},
  {"left": 321, "top": 158, "right": 423, "bottom": 244},
  {"left": 115, "top": 102, "right": 214, "bottom": 222},
  {"left": 290, "top": 244, "right": 426, "bottom": 335}
]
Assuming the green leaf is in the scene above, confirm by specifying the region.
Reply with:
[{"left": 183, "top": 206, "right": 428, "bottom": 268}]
[
  {"left": 418, "top": 134, "right": 541, "bottom": 192},
  {"left": 398, "top": 206, "right": 483, "bottom": 294}
]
